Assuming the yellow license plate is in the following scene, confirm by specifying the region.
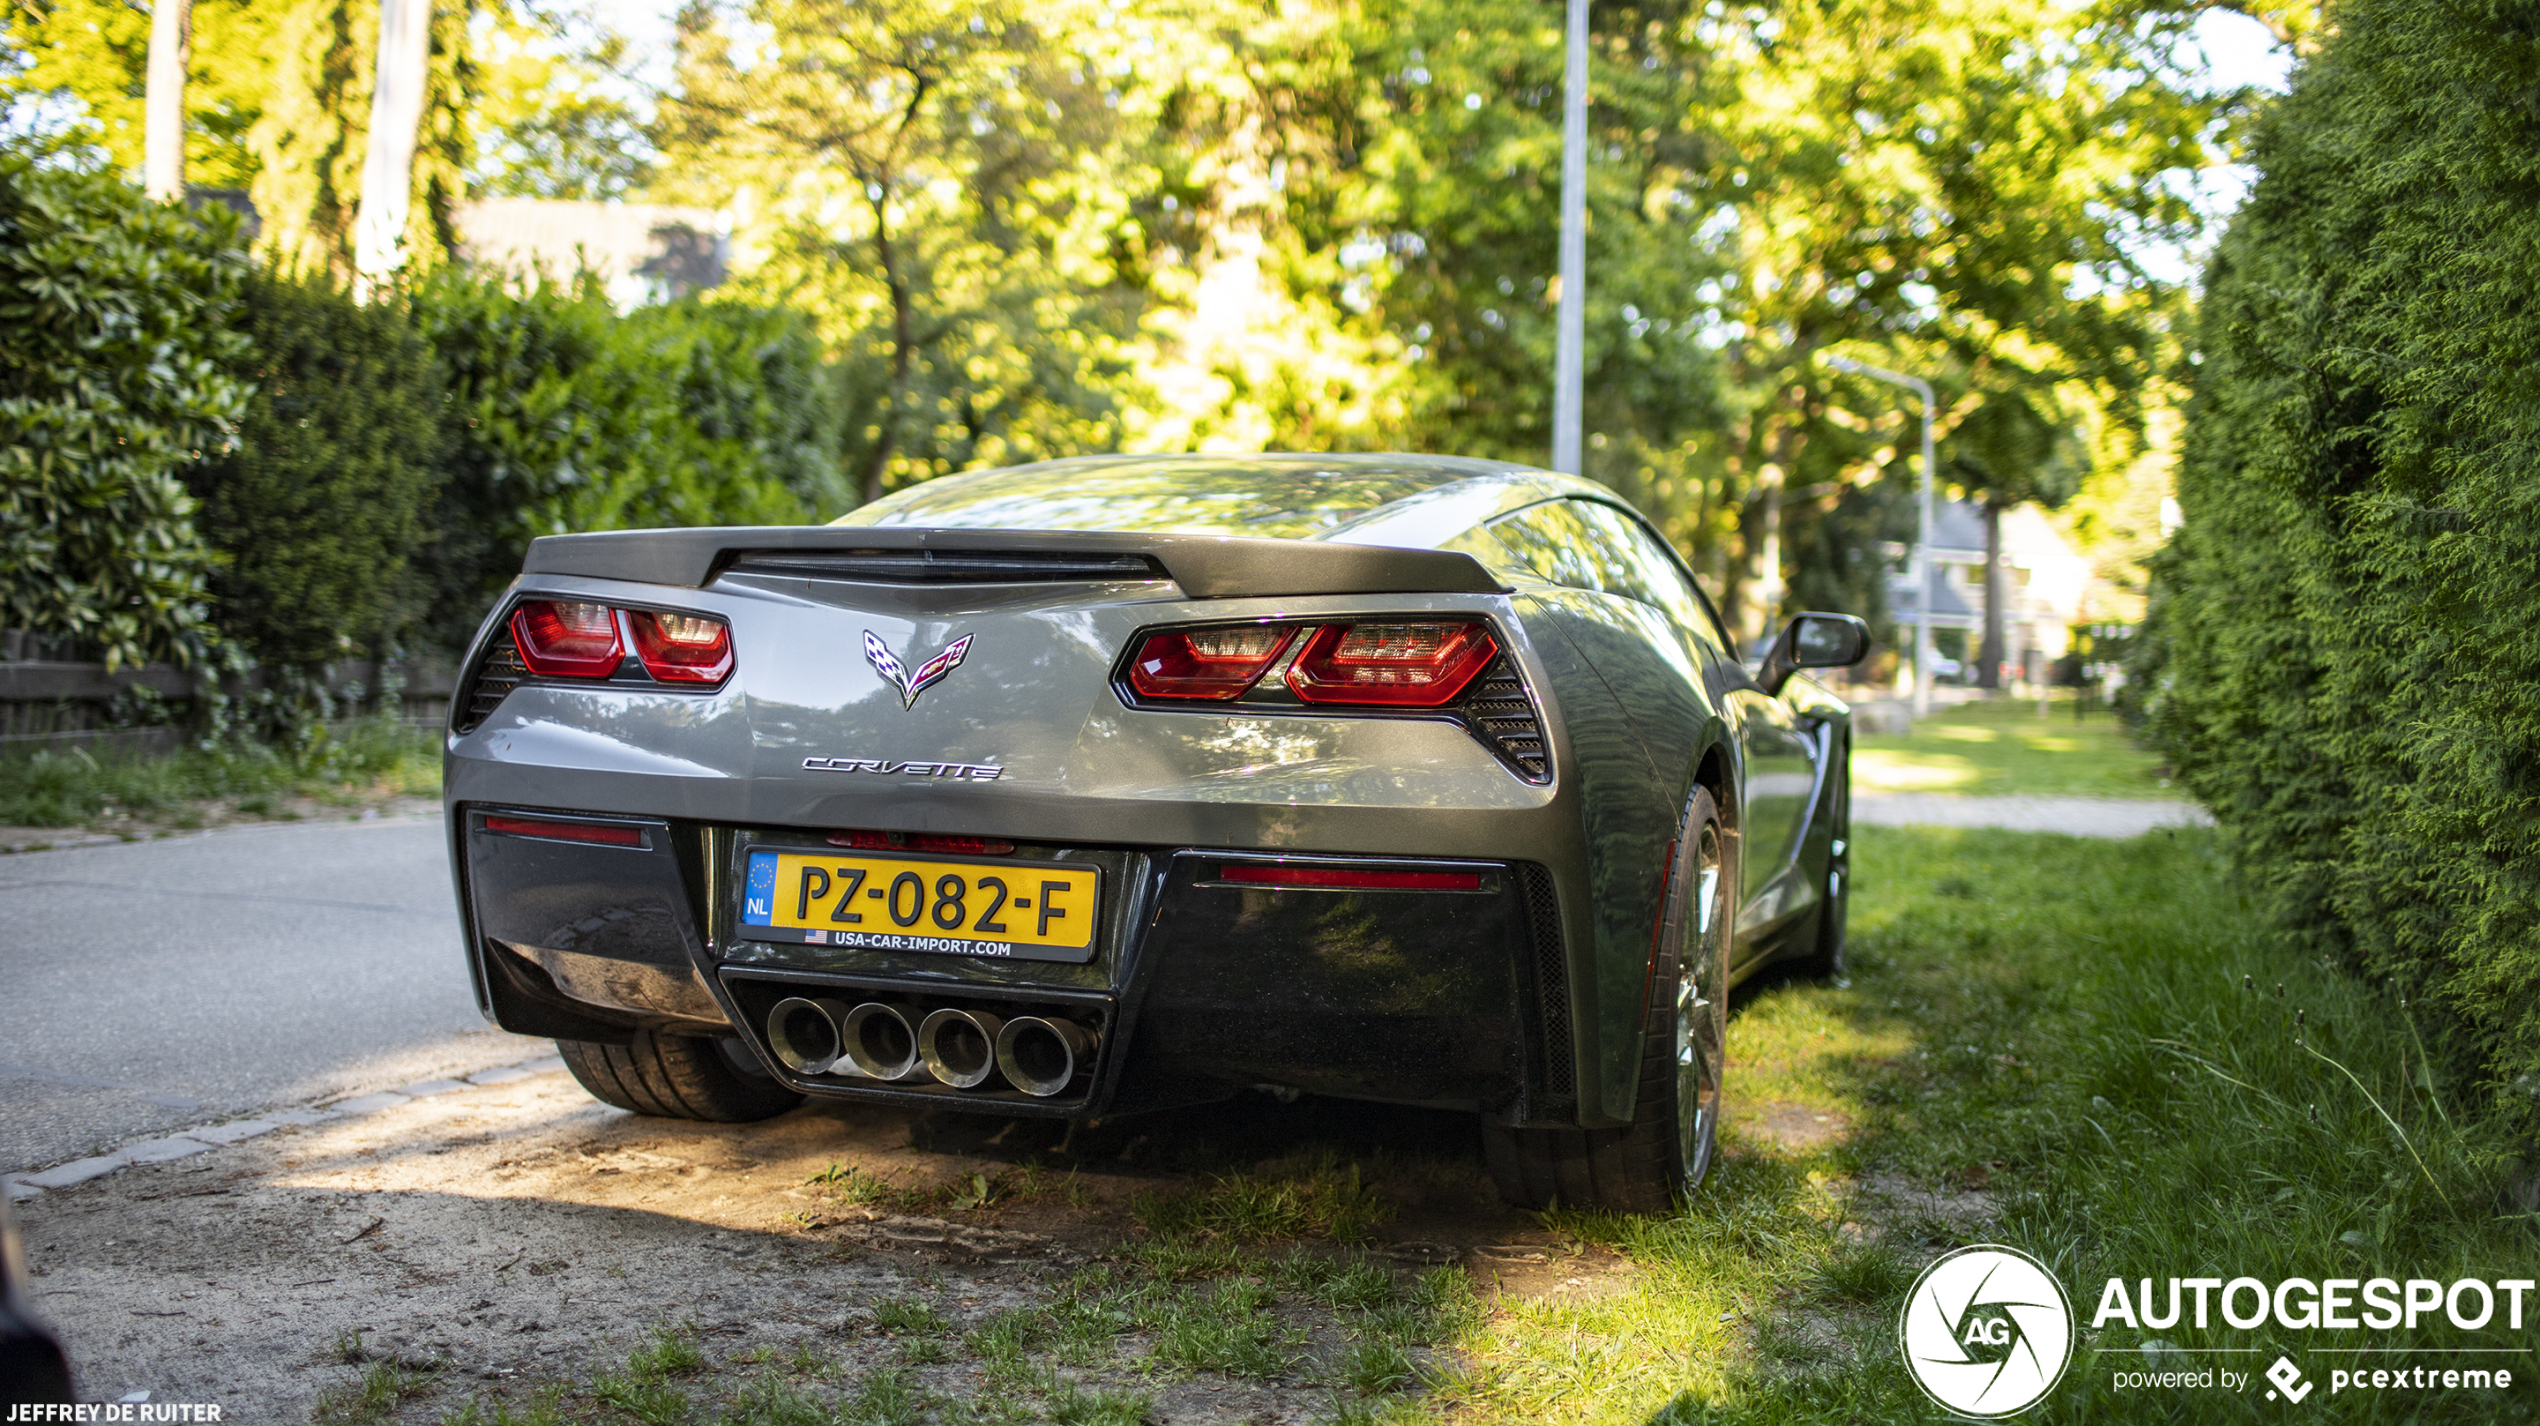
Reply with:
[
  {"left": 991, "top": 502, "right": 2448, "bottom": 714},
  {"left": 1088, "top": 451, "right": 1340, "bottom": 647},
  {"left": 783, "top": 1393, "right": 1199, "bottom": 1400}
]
[{"left": 738, "top": 848, "right": 1100, "bottom": 960}]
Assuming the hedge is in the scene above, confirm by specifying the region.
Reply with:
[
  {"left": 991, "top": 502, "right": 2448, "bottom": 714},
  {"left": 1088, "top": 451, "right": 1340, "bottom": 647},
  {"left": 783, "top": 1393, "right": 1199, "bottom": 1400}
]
[
  {"left": 185, "top": 273, "right": 442, "bottom": 678},
  {"left": 2141, "top": 0, "right": 2540, "bottom": 1118},
  {"left": 0, "top": 148, "right": 250, "bottom": 671},
  {"left": 414, "top": 269, "right": 846, "bottom": 637}
]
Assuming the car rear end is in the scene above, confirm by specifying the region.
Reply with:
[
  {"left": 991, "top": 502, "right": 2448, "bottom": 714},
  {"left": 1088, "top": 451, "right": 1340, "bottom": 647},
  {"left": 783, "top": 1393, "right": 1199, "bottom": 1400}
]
[{"left": 444, "top": 525, "right": 1594, "bottom": 1127}]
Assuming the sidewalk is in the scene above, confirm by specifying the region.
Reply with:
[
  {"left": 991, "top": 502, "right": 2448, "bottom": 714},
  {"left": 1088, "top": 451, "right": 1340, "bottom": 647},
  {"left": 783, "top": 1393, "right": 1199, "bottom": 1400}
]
[{"left": 1854, "top": 792, "right": 2213, "bottom": 839}]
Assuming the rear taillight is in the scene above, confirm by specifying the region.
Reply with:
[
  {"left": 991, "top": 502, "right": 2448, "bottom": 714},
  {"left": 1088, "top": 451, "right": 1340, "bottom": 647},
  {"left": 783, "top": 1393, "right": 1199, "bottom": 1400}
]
[
  {"left": 511, "top": 600, "right": 623, "bottom": 678},
  {"left": 505, "top": 600, "right": 733, "bottom": 687},
  {"left": 1286, "top": 621, "right": 1497, "bottom": 707},
  {"left": 1126, "top": 624, "right": 1297, "bottom": 700},
  {"left": 629, "top": 610, "right": 734, "bottom": 684}
]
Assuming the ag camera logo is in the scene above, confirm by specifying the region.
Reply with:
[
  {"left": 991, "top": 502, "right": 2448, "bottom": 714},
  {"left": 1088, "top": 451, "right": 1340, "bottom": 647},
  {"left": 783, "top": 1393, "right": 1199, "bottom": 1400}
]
[{"left": 1900, "top": 1244, "right": 2075, "bottom": 1418}]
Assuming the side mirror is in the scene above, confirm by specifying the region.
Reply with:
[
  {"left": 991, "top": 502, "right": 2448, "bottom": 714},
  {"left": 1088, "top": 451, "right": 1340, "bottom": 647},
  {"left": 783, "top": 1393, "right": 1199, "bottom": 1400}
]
[{"left": 1759, "top": 612, "right": 1870, "bottom": 695}]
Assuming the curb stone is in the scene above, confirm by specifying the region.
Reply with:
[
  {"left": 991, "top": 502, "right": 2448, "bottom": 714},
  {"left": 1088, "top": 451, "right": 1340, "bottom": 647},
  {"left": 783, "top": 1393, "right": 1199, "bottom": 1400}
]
[{"left": 2, "top": 1054, "right": 570, "bottom": 1203}]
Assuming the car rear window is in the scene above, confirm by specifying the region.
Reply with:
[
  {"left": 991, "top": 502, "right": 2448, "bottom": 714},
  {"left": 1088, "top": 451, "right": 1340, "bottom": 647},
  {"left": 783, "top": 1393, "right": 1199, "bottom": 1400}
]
[{"left": 836, "top": 458, "right": 1478, "bottom": 539}]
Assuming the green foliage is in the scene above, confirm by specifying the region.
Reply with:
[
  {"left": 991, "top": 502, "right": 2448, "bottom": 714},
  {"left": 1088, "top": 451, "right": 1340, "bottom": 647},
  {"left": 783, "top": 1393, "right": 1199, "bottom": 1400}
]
[
  {"left": 0, "top": 148, "right": 248, "bottom": 670},
  {"left": 412, "top": 269, "right": 845, "bottom": 638},
  {"left": 0, "top": 719, "right": 438, "bottom": 828},
  {"left": 2143, "top": 0, "right": 2540, "bottom": 1119},
  {"left": 0, "top": 0, "right": 282, "bottom": 191},
  {"left": 185, "top": 271, "right": 441, "bottom": 674},
  {"left": 1233, "top": 0, "right": 2227, "bottom": 640},
  {"left": 248, "top": 0, "right": 473, "bottom": 281},
  {"left": 658, "top": 0, "right": 1155, "bottom": 503}
]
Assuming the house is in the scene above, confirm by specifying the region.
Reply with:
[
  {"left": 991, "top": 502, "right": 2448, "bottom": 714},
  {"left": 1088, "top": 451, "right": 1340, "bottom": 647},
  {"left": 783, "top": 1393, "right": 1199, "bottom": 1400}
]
[
  {"left": 449, "top": 198, "right": 728, "bottom": 309},
  {"left": 1886, "top": 498, "right": 2092, "bottom": 681}
]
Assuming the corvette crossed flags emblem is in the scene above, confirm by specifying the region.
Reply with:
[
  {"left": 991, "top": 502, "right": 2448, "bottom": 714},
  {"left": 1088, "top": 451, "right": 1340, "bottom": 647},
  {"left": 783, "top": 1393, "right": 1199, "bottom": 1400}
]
[{"left": 864, "top": 631, "right": 973, "bottom": 709}]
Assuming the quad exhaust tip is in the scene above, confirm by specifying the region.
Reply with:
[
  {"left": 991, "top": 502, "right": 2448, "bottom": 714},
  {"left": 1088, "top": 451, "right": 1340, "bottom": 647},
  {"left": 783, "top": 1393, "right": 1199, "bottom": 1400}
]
[
  {"left": 995, "top": 1016, "right": 1096, "bottom": 1098},
  {"left": 765, "top": 996, "right": 848, "bottom": 1075},
  {"left": 837, "top": 1002, "right": 925, "bottom": 1081},
  {"left": 917, "top": 1007, "right": 1005, "bottom": 1089},
  {"left": 763, "top": 996, "right": 1093, "bottom": 1095}
]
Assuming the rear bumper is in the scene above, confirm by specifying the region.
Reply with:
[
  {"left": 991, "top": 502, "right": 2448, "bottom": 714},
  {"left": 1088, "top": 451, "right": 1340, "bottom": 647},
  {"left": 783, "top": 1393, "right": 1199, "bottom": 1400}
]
[{"left": 450, "top": 804, "right": 1579, "bottom": 1125}]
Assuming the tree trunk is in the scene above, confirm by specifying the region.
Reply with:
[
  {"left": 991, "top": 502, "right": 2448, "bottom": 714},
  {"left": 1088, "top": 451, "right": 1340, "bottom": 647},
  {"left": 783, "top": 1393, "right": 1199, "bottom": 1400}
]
[
  {"left": 353, "top": 0, "right": 432, "bottom": 295},
  {"left": 144, "top": 0, "right": 194, "bottom": 202},
  {"left": 1978, "top": 499, "right": 2006, "bottom": 690}
]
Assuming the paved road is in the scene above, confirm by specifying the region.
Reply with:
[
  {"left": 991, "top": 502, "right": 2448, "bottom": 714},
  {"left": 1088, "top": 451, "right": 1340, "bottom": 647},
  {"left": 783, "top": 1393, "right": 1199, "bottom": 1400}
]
[
  {"left": 1854, "top": 792, "right": 2213, "bottom": 838},
  {"left": 0, "top": 814, "right": 545, "bottom": 1175}
]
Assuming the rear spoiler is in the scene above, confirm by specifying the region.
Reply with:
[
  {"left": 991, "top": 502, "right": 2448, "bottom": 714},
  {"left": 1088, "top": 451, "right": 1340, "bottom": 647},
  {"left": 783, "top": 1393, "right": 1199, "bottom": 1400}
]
[{"left": 520, "top": 526, "right": 1509, "bottom": 599}]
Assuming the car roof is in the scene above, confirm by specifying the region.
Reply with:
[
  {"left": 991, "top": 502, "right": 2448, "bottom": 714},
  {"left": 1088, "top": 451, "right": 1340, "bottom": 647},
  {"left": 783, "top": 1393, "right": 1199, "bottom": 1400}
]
[{"left": 831, "top": 453, "right": 1612, "bottom": 549}]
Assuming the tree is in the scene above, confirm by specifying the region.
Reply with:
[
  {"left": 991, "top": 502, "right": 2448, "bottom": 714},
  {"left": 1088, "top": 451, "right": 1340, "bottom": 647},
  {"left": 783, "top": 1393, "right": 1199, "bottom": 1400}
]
[
  {"left": 1231, "top": 0, "right": 2237, "bottom": 642},
  {"left": 1, "top": 0, "right": 283, "bottom": 192},
  {"left": 655, "top": 0, "right": 1170, "bottom": 503}
]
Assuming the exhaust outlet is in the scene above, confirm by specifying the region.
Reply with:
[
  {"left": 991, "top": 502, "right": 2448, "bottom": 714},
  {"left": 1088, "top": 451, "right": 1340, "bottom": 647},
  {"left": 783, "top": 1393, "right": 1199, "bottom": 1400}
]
[
  {"left": 994, "top": 1016, "right": 1096, "bottom": 1098},
  {"left": 837, "top": 1002, "right": 924, "bottom": 1081},
  {"left": 917, "top": 1008, "right": 1006, "bottom": 1089},
  {"left": 765, "top": 996, "right": 850, "bottom": 1075}
]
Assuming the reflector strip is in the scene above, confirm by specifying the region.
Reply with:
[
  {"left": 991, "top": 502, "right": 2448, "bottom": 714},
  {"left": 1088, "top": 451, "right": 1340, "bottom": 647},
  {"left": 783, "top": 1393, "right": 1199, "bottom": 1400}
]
[
  {"left": 483, "top": 815, "right": 645, "bottom": 846},
  {"left": 1217, "top": 864, "right": 1482, "bottom": 891}
]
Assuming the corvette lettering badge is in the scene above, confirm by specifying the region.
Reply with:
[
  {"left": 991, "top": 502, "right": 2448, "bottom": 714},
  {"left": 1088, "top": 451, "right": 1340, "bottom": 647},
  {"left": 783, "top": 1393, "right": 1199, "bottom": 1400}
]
[
  {"left": 865, "top": 631, "right": 972, "bottom": 709},
  {"left": 802, "top": 757, "right": 1003, "bottom": 781}
]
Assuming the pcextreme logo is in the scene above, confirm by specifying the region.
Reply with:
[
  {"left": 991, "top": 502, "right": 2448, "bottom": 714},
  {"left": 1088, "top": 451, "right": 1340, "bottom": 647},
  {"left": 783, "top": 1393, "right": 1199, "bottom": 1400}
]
[{"left": 1899, "top": 1245, "right": 2076, "bottom": 1418}]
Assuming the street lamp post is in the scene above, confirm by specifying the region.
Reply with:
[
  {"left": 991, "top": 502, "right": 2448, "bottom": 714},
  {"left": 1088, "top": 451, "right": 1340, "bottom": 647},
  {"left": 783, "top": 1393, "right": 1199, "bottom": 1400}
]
[
  {"left": 1550, "top": 0, "right": 1589, "bottom": 475},
  {"left": 1825, "top": 355, "right": 1937, "bottom": 718}
]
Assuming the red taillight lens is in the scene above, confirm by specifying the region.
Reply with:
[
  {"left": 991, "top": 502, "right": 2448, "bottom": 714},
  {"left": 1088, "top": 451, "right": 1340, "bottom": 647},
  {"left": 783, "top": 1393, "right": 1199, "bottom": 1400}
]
[
  {"left": 629, "top": 610, "right": 734, "bottom": 684},
  {"left": 511, "top": 600, "right": 624, "bottom": 678},
  {"left": 826, "top": 831, "right": 1016, "bottom": 855},
  {"left": 1126, "top": 624, "right": 1297, "bottom": 700},
  {"left": 483, "top": 814, "right": 646, "bottom": 846},
  {"left": 1285, "top": 621, "right": 1497, "bottom": 707},
  {"left": 1218, "top": 864, "right": 1482, "bottom": 891}
]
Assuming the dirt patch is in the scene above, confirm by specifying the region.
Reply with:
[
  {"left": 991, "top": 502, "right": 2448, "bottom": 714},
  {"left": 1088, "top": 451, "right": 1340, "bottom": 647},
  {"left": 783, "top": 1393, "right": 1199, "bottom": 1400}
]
[
  {"left": 15, "top": 1066, "right": 1625, "bottom": 1420},
  {"left": 1730, "top": 1100, "right": 1853, "bottom": 1154}
]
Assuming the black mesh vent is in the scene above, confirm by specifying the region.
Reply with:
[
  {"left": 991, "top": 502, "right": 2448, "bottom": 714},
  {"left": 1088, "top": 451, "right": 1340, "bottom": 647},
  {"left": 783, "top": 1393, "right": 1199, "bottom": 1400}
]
[
  {"left": 1519, "top": 863, "right": 1574, "bottom": 1100},
  {"left": 1460, "top": 657, "right": 1550, "bottom": 783},
  {"left": 725, "top": 549, "right": 1165, "bottom": 584},
  {"left": 453, "top": 631, "right": 526, "bottom": 734}
]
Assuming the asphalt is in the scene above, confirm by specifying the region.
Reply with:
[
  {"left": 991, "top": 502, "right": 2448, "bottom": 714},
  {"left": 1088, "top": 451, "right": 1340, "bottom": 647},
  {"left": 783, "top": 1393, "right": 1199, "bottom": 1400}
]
[{"left": 0, "top": 813, "right": 545, "bottom": 1175}]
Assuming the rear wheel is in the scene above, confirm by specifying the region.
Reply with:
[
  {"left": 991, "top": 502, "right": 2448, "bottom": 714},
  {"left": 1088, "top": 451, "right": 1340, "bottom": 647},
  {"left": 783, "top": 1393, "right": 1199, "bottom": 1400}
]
[
  {"left": 558, "top": 1031, "right": 803, "bottom": 1122},
  {"left": 1484, "top": 788, "right": 1731, "bottom": 1212}
]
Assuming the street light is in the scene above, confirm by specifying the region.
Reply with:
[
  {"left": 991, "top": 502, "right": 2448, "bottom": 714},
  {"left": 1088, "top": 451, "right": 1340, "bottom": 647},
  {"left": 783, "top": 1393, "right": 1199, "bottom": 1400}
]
[
  {"left": 1550, "top": 0, "right": 1589, "bottom": 475},
  {"left": 1824, "top": 354, "right": 1937, "bottom": 718}
]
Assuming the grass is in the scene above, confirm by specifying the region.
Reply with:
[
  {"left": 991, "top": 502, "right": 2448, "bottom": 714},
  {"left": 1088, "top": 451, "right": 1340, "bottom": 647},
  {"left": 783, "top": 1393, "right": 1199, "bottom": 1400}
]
[
  {"left": 0, "top": 718, "right": 439, "bottom": 829},
  {"left": 1422, "top": 825, "right": 2540, "bottom": 1423},
  {"left": 1853, "top": 695, "right": 2175, "bottom": 798}
]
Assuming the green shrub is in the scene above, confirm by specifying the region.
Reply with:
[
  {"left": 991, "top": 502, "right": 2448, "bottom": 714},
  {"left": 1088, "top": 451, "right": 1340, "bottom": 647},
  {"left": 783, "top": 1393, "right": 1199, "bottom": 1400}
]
[
  {"left": 412, "top": 270, "right": 845, "bottom": 640},
  {"left": 2143, "top": 0, "right": 2540, "bottom": 1121},
  {"left": 184, "top": 271, "right": 442, "bottom": 676},
  {"left": 0, "top": 147, "right": 249, "bottom": 670}
]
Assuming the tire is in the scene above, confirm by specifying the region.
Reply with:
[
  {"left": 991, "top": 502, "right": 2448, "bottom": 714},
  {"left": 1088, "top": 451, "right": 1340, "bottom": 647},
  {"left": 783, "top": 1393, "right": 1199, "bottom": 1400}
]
[
  {"left": 558, "top": 1031, "right": 803, "bottom": 1123},
  {"left": 1484, "top": 788, "right": 1731, "bottom": 1213}
]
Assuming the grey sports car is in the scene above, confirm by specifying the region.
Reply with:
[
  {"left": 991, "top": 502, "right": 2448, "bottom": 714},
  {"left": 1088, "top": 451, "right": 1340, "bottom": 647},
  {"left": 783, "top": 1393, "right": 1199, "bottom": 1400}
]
[{"left": 443, "top": 454, "right": 1866, "bottom": 1211}]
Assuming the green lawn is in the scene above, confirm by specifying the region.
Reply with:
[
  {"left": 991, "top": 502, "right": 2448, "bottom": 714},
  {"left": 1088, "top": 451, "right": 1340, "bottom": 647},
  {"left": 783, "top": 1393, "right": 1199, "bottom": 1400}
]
[
  {"left": 1855, "top": 696, "right": 2178, "bottom": 799},
  {"left": 1438, "top": 826, "right": 2537, "bottom": 1423}
]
